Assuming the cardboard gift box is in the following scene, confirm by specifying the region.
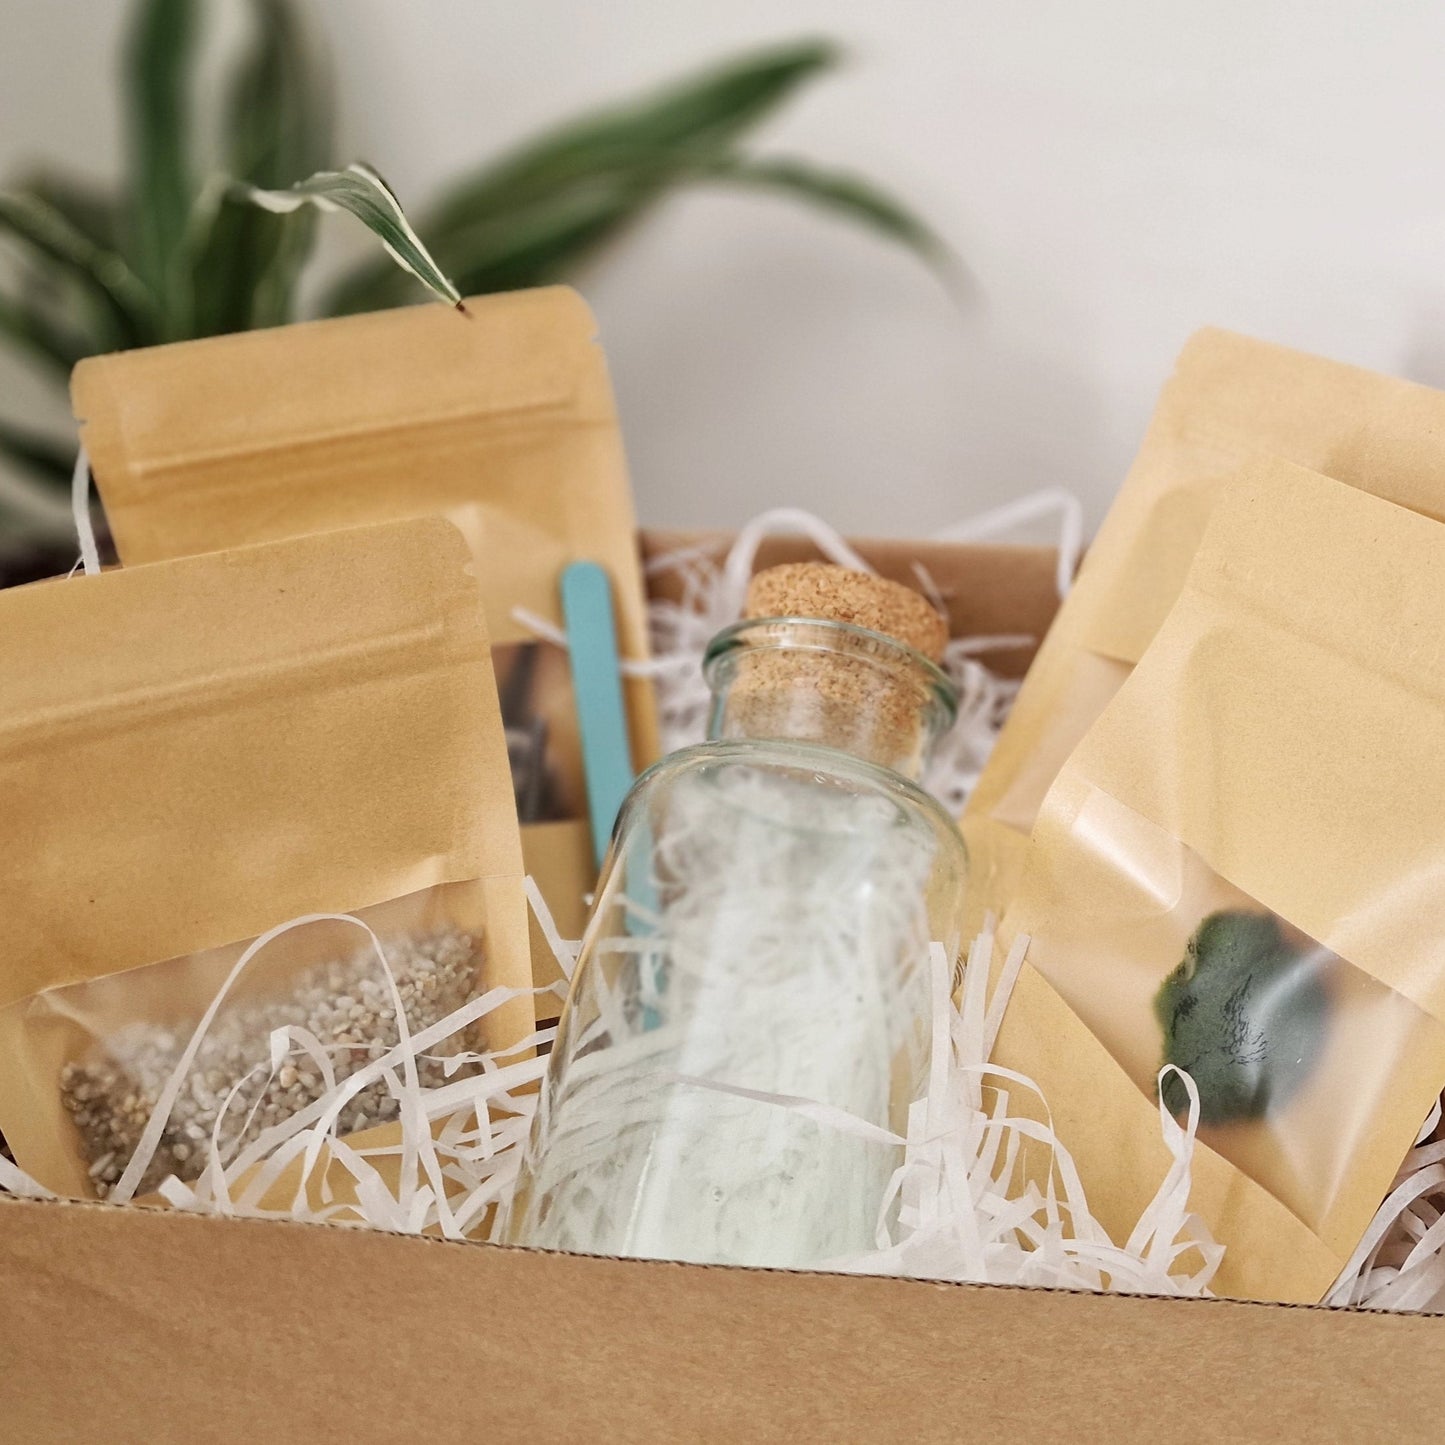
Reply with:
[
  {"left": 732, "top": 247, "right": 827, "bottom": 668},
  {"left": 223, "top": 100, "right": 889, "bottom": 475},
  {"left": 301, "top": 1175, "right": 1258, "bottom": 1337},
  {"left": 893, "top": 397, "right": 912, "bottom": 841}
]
[
  {"left": 4, "top": 1192, "right": 1438, "bottom": 1443},
  {"left": 2, "top": 530, "right": 1441, "bottom": 1442}
]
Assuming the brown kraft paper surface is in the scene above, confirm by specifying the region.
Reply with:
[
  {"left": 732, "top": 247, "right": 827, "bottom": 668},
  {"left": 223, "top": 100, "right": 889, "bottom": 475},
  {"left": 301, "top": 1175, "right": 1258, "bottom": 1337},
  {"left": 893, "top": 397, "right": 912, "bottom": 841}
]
[
  {"left": 965, "top": 327, "right": 1445, "bottom": 929},
  {"left": 997, "top": 459, "right": 1445, "bottom": 1301},
  {"left": 73, "top": 286, "right": 657, "bottom": 980},
  {"left": 0, "top": 518, "right": 531, "bottom": 1197}
]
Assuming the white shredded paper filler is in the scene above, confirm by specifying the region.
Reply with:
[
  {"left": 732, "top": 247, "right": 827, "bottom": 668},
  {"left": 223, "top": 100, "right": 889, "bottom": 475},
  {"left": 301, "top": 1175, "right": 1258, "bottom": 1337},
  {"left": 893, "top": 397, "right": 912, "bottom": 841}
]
[
  {"left": 516, "top": 497, "right": 1083, "bottom": 815},
  {"left": 22, "top": 489, "right": 1430, "bottom": 1301},
  {"left": 0, "top": 493, "right": 1220, "bottom": 1293},
  {"left": 1, "top": 881, "right": 1222, "bottom": 1297},
  {"left": 1327, "top": 1096, "right": 1445, "bottom": 1311}
]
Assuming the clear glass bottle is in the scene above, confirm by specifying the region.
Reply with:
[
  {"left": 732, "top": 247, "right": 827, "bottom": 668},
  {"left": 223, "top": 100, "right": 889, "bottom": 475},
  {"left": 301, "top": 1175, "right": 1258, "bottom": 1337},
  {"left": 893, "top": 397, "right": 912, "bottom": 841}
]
[{"left": 505, "top": 604, "right": 969, "bottom": 1268}]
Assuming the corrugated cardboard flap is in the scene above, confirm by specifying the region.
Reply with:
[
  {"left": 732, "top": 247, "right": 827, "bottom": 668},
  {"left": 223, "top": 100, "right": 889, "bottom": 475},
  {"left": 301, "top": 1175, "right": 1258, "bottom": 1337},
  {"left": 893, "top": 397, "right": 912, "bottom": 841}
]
[{"left": 0, "top": 1194, "right": 1438, "bottom": 1442}]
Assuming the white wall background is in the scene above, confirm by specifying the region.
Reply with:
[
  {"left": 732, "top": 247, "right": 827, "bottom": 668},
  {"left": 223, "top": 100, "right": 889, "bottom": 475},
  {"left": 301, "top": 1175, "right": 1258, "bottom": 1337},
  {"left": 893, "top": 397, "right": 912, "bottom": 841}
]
[{"left": 4, "top": 0, "right": 1445, "bottom": 539}]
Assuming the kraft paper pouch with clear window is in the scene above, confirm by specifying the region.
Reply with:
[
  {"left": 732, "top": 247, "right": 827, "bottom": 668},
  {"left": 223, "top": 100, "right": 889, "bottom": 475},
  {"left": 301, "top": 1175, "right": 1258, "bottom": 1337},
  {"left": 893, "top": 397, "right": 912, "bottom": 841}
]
[
  {"left": 994, "top": 458, "right": 1445, "bottom": 1302},
  {"left": 965, "top": 327, "right": 1445, "bottom": 923},
  {"left": 0, "top": 516, "right": 533, "bottom": 1200},
  {"left": 72, "top": 285, "right": 658, "bottom": 976}
]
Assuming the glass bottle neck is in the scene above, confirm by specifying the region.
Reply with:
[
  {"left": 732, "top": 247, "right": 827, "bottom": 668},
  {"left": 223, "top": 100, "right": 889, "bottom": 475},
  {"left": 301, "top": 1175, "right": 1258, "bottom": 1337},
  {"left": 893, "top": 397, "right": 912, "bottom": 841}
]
[{"left": 702, "top": 618, "right": 957, "bottom": 781}]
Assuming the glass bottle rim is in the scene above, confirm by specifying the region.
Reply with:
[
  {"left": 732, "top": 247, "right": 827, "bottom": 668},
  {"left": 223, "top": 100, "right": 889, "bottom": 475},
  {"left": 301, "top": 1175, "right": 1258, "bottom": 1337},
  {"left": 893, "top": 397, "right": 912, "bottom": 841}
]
[{"left": 703, "top": 616, "right": 960, "bottom": 728}]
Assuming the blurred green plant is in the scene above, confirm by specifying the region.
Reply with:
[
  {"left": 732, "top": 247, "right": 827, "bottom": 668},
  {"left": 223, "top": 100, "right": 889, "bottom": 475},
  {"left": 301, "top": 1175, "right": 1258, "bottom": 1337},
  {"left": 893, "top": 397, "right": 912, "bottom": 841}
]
[{"left": 0, "top": 0, "right": 943, "bottom": 529}]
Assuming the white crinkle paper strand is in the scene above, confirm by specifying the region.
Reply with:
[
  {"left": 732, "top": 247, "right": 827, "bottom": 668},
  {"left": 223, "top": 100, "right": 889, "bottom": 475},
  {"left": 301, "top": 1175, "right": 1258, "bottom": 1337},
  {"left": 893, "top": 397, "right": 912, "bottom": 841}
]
[
  {"left": 2, "top": 490, "right": 1417, "bottom": 1301},
  {"left": 1326, "top": 1096, "right": 1445, "bottom": 1311},
  {"left": 0, "top": 884, "right": 1220, "bottom": 1297},
  {"left": 513, "top": 765, "right": 939, "bottom": 1267},
  {"left": 515, "top": 496, "right": 1082, "bottom": 813},
  {"left": 4, "top": 889, "right": 576, "bottom": 1239},
  {"left": 640, "top": 505, "right": 1035, "bottom": 811},
  {"left": 823, "top": 926, "right": 1222, "bottom": 1294},
  {"left": 8, "top": 490, "right": 1220, "bottom": 1287}
]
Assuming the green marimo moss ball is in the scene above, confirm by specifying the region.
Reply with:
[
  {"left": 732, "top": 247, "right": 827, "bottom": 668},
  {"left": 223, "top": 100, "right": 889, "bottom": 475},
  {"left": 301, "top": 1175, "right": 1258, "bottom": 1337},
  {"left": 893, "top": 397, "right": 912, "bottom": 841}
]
[{"left": 1154, "top": 910, "right": 1328, "bottom": 1124}]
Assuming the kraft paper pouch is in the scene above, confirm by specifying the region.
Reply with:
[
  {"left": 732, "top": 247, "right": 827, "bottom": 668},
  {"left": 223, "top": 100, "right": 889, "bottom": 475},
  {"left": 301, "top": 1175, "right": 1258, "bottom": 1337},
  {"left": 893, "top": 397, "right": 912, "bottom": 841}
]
[
  {"left": 71, "top": 285, "right": 658, "bottom": 979},
  {"left": 995, "top": 458, "right": 1445, "bottom": 1302},
  {"left": 0, "top": 517, "right": 533, "bottom": 1200},
  {"left": 966, "top": 327, "right": 1445, "bottom": 922}
]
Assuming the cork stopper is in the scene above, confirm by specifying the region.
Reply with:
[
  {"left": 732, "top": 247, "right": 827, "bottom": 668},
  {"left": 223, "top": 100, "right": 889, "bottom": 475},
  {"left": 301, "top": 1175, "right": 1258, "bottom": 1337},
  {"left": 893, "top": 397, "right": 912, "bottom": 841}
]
[
  {"left": 745, "top": 563, "right": 948, "bottom": 661},
  {"left": 711, "top": 563, "right": 954, "bottom": 777}
]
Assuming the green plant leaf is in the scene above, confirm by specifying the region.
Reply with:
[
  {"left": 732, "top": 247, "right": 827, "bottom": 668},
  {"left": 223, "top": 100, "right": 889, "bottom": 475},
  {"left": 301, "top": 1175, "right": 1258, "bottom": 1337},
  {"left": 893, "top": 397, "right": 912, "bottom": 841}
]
[
  {"left": 123, "top": 0, "right": 203, "bottom": 333},
  {"left": 5, "top": 173, "right": 126, "bottom": 356},
  {"left": 0, "top": 287, "right": 97, "bottom": 375},
  {"left": 324, "top": 172, "right": 666, "bottom": 314},
  {"left": 11, "top": 170, "right": 120, "bottom": 253},
  {"left": 320, "top": 38, "right": 838, "bottom": 314},
  {"left": 323, "top": 151, "right": 953, "bottom": 318},
  {"left": 437, "top": 179, "right": 662, "bottom": 296},
  {"left": 431, "top": 37, "right": 837, "bottom": 225},
  {"left": 701, "top": 155, "right": 949, "bottom": 268},
  {"left": 192, "top": 0, "right": 333, "bottom": 334},
  {"left": 0, "top": 192, "right": 157, "bottom": 345},
  {"left": 198, "top": 195, "right": 319, "bottom": 334},
  {"left": 241, "top": 163, "right": 461, "bottom": 307},
  {"left": 228, "top": 0, "right": 333, "bottom": 184},
  {"left": 0, "top": 416, "right": 72, "bottom": 487}
]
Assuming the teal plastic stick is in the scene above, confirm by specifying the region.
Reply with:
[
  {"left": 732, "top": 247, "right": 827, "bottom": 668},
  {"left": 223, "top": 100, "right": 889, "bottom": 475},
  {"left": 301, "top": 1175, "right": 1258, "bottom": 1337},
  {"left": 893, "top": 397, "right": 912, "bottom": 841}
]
[{"left": 561, "top": 561, "right": 634, "bottom": 869}]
